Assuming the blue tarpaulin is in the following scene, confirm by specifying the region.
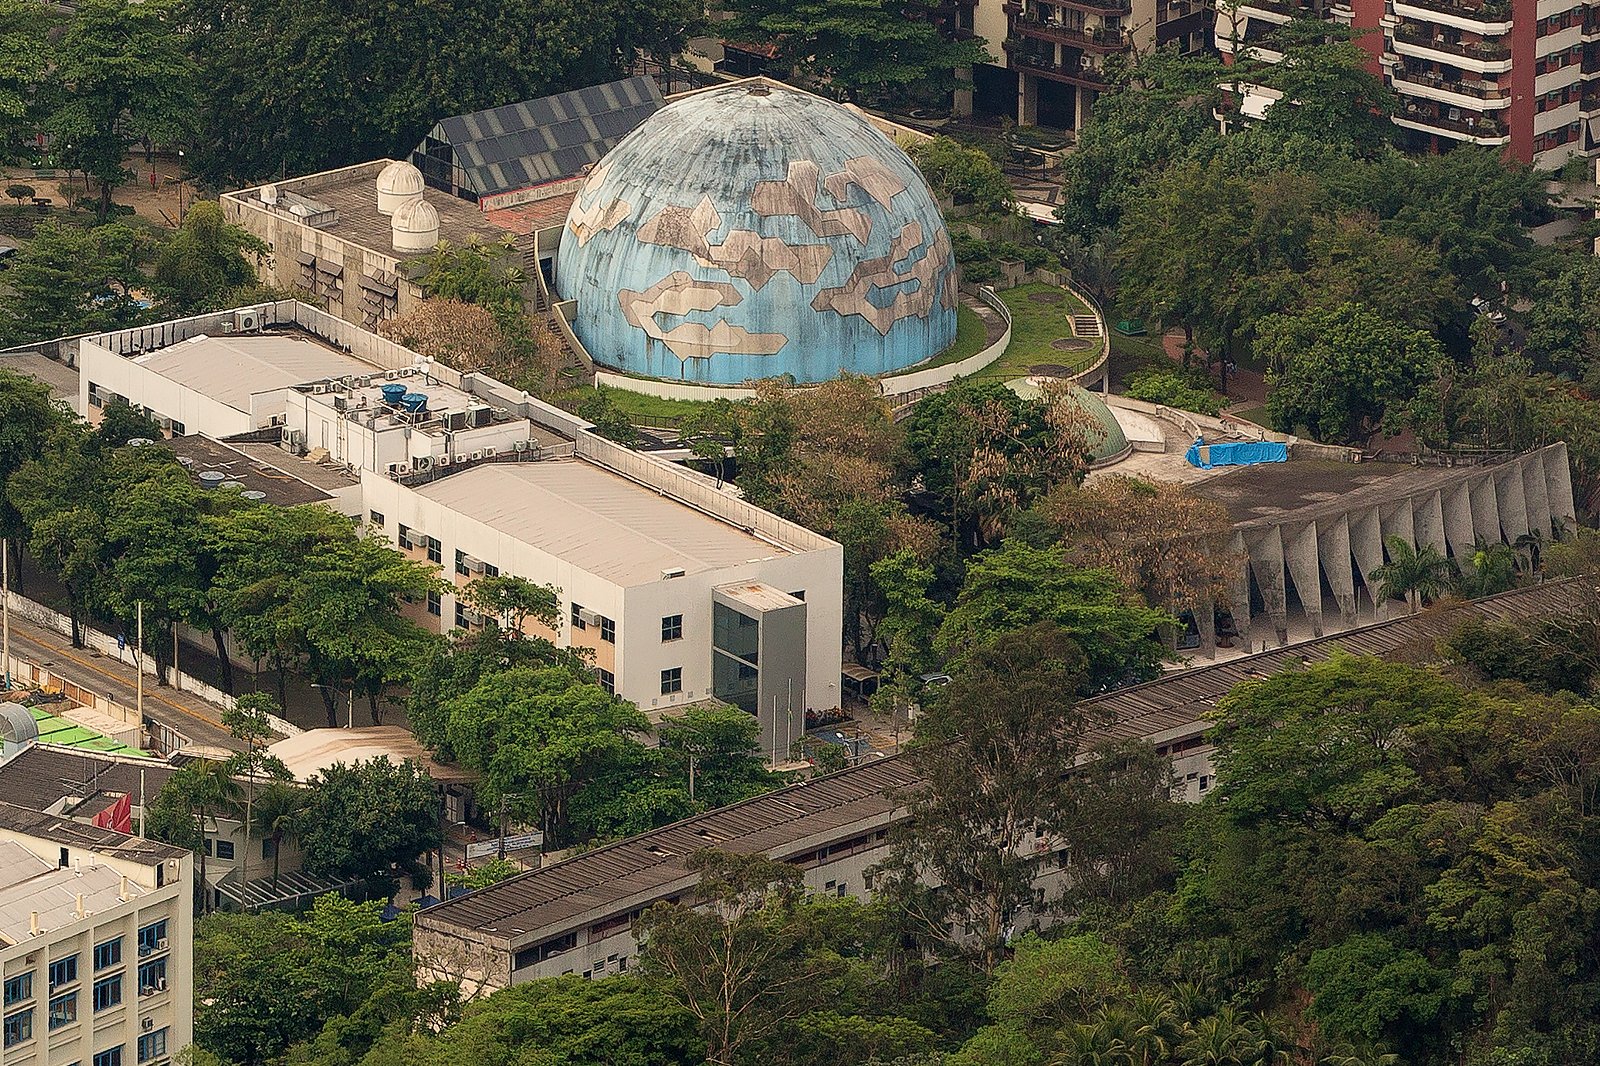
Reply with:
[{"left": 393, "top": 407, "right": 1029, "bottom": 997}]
[{"left": 1185, "top": 437, "right": 1289, "bottom": 470}]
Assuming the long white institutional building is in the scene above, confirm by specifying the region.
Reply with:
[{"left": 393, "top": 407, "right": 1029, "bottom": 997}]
[{"left": 76, "top": 302, "right": 844, "bottom": 755}]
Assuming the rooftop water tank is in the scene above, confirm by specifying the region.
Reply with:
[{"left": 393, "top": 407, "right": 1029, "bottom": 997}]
[
  {"left": 375, "top": 160, "right": 425, "bottom": 216},
  {"left": 391, "top": 197, "right": 440, "bottom": 254},
  {"left": 400, "top": 392, "right": 429, "bottom": 414},
  {"left": 380, "top": 383, "right": 409, "bottom": 407}
]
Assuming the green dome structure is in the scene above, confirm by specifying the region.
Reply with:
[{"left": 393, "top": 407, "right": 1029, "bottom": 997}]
[{"left": 1006, "top": 378, "right": 1130, "bottom": 465}]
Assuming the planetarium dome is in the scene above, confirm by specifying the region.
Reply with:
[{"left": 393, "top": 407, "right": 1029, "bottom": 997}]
[{"left": 557, "top": 83, "right": 959, "bottom": 385}]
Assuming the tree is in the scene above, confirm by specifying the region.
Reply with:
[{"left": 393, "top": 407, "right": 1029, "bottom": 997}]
[
  {"left": 6, "top": 424, "right": 108, "bottom": 646},
  {"left": 0, "top": 368, "right": 71, "bottom": 577},
  {"left": 1248, "top": 20, "right": 1395, "bottom": 158},
  {"left": 1458, "top": 541, "right": 1520, "bottom": 599},
  {"left": 4, "top": 183, "right": 32, "bottom": 209},
  {"left": 1368, "top": 535, "right": 1457, "bottom": 614},
  {"left": 378, "top": 299, "right": 510, "bottom": 374},
  {"left": 459, "top": 573, "right": 560, "bottom": 638},
  {"left": 656, "top": 703, "right": 782, "bottom": 809},
  {"left": 881, "top": 625, "right": 1101, "bottom": 969},
  {"left": 153, "top": 201, "right": 270, "bottom": 313},
  {"left": 722, "top": 0, "right": 990, "bottom": 105},
  {"left": 936, "top": 540, "right": 1169, "bottom": 690},
  {"left": 250, "top": 781, "right": 307, "bottom": 888},
  {"left": 297, "top": 758, "right": 442, "bottom": 888},
  {"left": 636, "top": 850, "right": 838, "bottom": 1065},
  {"left": 1303, "top": 933, "right": 1449, "bottom": 1048},
  {"left": 1259, "top": 302, "right": 1444, "bottom": 445},
  {"left": 1040, "top": 476, "right": 1238, "bottom": 630},
  {"left": 438, "top": 665, "right": 648, "bottom": 845},
  {"left": 94, "top": 399, "right": 165, "bottom": 448},
  {"left": 0, "top": 0, "right": 48, "bottom": 166},
  {"left": 0, "top": 219, "right": 152, "bottom": 342},
  {"left": 145, "top": 759, "right": 240, "bottom": 912},
  {"left": 44, "top": 0, "right": 196, "bottom": 217},
  {"left": 907, "top": 137, "right": 1011, "bottom": 213},
  {"left": 1526, "top": 256, "right": 1600, "bottom": 386}
]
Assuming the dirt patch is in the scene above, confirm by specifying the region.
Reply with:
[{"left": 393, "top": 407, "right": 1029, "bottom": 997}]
[
  {"left": 1030, "top": 363, "right": 1075, "bottom": 377},
  {"left": 1028, "top": 290, "right": 1066, "bottom": 304},
  {"left": 1051, "top": 337, "right": 1092, "bottom": 351}
]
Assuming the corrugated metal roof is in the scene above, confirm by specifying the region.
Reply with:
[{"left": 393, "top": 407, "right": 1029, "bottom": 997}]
[
  {"left": 416, "top": 581, "right": 1587, "bottom": 946},
  {"left": 134, "top": 333, "right": 373, "bottom": 414},
  {"left": 0, "top": 800, "right": 188, "bottom": 865},
  {"left": 424, "top": 77, "right": 663, "bottom": 197},
  {"left": 413, "top": 461, "right": 793, "bottom": 587}
]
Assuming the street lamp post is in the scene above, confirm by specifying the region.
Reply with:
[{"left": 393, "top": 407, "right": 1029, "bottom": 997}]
[{"left": 309, "top": 683, "right": 355, "bottom": 728}]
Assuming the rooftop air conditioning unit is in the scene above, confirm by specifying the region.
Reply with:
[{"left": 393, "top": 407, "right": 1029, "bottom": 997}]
[
  {"left": 387, "top": 462, "right": 401, "bottom": 476},
  {"left": 661, "top": 567, "right": 686, "bottom": 580},
  {"left": 514, "top": 439, "right": 529, "bottom": 452},
  {"left": 312, "top": 383, "right": 330, "bottom": 395},
  {"left": 454, "top": 454, "right": 469, "bottom": 464},
  {"left": 577, "top": 608, "right": 601, "bottom": 626},
  {"left": 281, "top": 428, "right": 304, "bottom": 450},
  {"left": 234, "top": 308, "right": 262, "bottom": 332},
  {"left": 470, "top": 450, "right": 484, "bottom": 461},
  {"left": 483, "top": 446, "right": 496, "bottom": 458},
  {"left": 396, "top": 464, "right": 411, "bottom": 476},
  {"left": 437, "top": 454, "right": 450, "bottom": 466}
]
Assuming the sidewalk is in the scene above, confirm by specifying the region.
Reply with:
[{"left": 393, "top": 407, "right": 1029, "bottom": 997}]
[{"left": 6, "top": 613, "right": 242, "bottom": 751}]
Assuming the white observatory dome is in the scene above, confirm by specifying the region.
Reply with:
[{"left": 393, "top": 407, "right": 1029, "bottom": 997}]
[
  {"left": 376, "top": 160, "right": 425, "bottom": 215},
  {"left": 391, "top": 197, "right": 440, "bottom": 253},
  {"left": 259, "top": 182, "right": 279, "bottom": 206}
]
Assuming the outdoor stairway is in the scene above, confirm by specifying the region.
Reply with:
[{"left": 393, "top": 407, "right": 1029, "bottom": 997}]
[{"left": 1071, "top": 313, "right": 1102, "bottom": 337}]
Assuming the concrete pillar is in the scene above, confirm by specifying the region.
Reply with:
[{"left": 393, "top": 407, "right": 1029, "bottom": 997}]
[
  {"left": 1017, "top": 71, "right": 1040, "bottom": 127},
  {"left": 1348, "top": 507, "right": 1385, "bottom": 623},
  {"left": 1414, "top": 490, "right": 1449, "bottom": 558},
  {"left": 1439, "top": 483, "right": 1476, "bottom": 560},
  {"left": 1075, "top": 86, "right": 1096, "bottom": 130},
  {"left": 1468, "top": 472, "right": 1502, "bottom": 546},
  {"left": 1317, "top": 515, "right": 1358, "bottom": 630},
  {"left": 1522, "top": 450, "right": 1554, "bottom": 538},
  {"left": 1227, "top": 531, "right": 1252, "bottom": 650},
  {"left": 1283, "top": 522, "right": 1324, "bottom": 639},
  {"left": 1494, "top": 462, "right": 1532, "bottom": 545},
  {"left": 954, "top": 65, "right": 974, "bottom": 118},
  {"left": 1245, "top": 528, "right": 1289, "bottom": 647},
  {"left": 1196, "top": 595, "right": 1216, "bottom": 658},
  {"left": 1544, "top": 442, "right": 1577, "bottom": 529},
  {"left": 1378, "top": 501, "right": 1418, "bottom": 621}
]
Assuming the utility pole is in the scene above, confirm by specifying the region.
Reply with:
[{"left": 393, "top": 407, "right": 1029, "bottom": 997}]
[
  {"left": 348, "top": 688, "right": 354, "bottom": 729},
  {"left": 135, "top": 601, "right": 143, "bottom": 724},
  {"left": 2, "top": 536, "right": 10, "bottom": 693}
]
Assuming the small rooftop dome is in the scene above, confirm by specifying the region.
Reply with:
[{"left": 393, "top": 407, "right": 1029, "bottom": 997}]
[
  {"left": 391, "top": 196, "right": 440, "bottom": 253},
  {"left": 376, "top": 160, "right": 425, "bottom": 215}
]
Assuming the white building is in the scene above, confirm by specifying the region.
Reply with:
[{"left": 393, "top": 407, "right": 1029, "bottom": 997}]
[
  {"left": 0, "top": 802, "right": 192, "bottom": 1066},
  {"left": 75, "top": 304, "right": 845, "bottom": 758}
]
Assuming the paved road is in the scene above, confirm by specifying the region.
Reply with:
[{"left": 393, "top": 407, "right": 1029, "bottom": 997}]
[{"left": 6, "top": 614, "right": 242, "bottom": 752}]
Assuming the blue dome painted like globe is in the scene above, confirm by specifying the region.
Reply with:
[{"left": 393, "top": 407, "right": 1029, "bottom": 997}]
[{"left": 557, "top": 83, "right": 959, "bottom": 385}]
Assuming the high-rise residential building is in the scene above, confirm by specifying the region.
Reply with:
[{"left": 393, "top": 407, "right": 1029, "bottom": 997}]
[
  {"left": 966, "top": 0, "right": 1211, "bottom": 127},
  {"left": 1216, "top": 0, "right": 1592, "bottom": 167},
  {"left": 0, "top": 802, "right": 192, "bottom": 1066}
]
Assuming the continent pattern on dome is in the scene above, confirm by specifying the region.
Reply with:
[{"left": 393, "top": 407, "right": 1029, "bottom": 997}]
[{"left": 557, "top": 84, "right": 959, "bottom": 385}]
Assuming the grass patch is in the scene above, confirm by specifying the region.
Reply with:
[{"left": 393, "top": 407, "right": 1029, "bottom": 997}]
[
  {"left": 1108, "top": 331, "right": 1169, "bottom": 390},
  {"left": 549, "top": 386, "right": 713, "bottom": 425},
  {"left": 910, "top": 304, "right": 992, "bottom": 372},
  {"left": 974, "top": 283, "right": 1105, "bottom": 382}
]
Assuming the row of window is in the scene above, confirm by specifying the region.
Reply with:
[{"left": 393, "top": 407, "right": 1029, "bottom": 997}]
[
  {"left": 3, "top": 1017, "right": 166, "bottom": 1061},
  {"left": 1535, "top": 120, "right": 1584, "bottom": 152}
]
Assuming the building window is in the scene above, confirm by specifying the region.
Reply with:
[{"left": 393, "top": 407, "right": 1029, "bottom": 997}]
[
  {"left": 137, "top": 958, "right": 167, "bottom": 996},
  {"left": 48, "top": 956, "right": 77, "bottom": 990},
  {"left": 215, "top": 839, "right": 235, "bottom": 860},
  {"left": 369, "top": 510, "right": 384, "bottom": 528},
  {"left": 91, "top": 975, "right": 121, "bottom": 1012},
  {"left": 48, "top": 991, "right": 76, "bottom": 1030},
  {"left": 93, "top": 938, "right": 122, "bottom": 971},
  {"left": 3, "top": 1007, "right": 31, "bottom": 1047},
  {"left": 597, "top": 668, "right": 615, "bottom": 695},
  {"left": 454, "top": 601, "right": 469, "bottom": 628},
  {"left": 2, "top": 973, "right": 30, "bottom": 1007},
  {"left": 95, "top": 1049, "right": 124, "bottom": 1066},
  {"left": 455, "top": 549, "right": 470, "bottom": 577},
  {"left": 426, "top": 591, "right": 442, "bottom": 617},
  {"left": 661, "top": 667, "right": 683, "bottom": 695},
  {"left": 262, "top": 838, "right": 276, "bottom": 859},
  {"left": 570, "top": 602, "right": 587, "bottom": 630},
  {"left": 137, "top": 921, "right": 168, "bottom": 957},
  {"left": 483, "top": 563, "right": 500, "bottom": 577},
  {"left": 661, "top": 615, "right": 682, "bottom": 642},
  {"left": 425, "top": 536, "right": 442, "bottom": 564},
  {"left": 599, "top": 616, "right": 615, "bottom": 643},
  {"left": 138, "top": 1027, "right": 168, "bottom": 1063}
]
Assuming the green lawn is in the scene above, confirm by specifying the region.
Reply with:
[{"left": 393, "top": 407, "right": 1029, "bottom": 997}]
[
  {"left": 1108, "top": 330, "right": 1170, "bottom": 390},
  {"left": 973, "top": 283, "right": 1106, "bottom": 382},
  {"left": 907, "top": 304, "right": 991, "bottom": 372},
  {"left": 550, "top": 386, "right": 714, "bottom": 426}
]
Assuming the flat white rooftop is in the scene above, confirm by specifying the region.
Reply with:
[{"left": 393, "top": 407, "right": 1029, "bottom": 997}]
[
  {"left": 133, "top": 332, "right": 374, "bottom": 413},
  {"left": 0, "top": 840, "right": 147, "bottom": 945},
  {"left": 413, "top": 460, "right": 794, "bottom": 586}
]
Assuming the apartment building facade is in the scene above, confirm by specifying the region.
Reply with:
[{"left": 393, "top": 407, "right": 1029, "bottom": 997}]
[
  {"left": 1216, "top": 0, "right": 1596, "bottom": 165},
  {"left": 0, "top": 805, "right": 192, "bottom": 1066}
]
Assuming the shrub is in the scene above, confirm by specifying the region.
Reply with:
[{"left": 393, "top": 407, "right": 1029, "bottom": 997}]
[{"left": 1124, "top": 368, "right": 1224, "bottom": 417}]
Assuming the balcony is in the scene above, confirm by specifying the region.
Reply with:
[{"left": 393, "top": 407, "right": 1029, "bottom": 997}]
[
  {"left": 1004, "top": 40, "right": 1112, "bottom": 85},
  {"left": 1393, "top": 104, "right": 1510, "bottom": 144},
  {"left": 1388, "top": 67, "right": 1513, "bottom": 108},
  {"left": 1392, "top": 0, "right": 1511, "bottom": 32},
  {"left": 1022, "top": 0, "right": 1133, "bottom": 15},
  {"left": 1390, "top": 23, "right": 1512, "bottom": 70},
  {"left": 1010, "top": 14, "right": 1132, "bottom": 51}
]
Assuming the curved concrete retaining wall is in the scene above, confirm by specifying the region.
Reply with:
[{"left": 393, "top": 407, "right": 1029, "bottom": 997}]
[{"left": 878, "top": 286, "right": 1012, "bottom": 397}]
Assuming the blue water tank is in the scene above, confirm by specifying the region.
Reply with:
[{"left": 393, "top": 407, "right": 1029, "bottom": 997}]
[
  {"left": 400, "top": 392, "right": 428, "bottom": 414},
  {"left": 380, "top": 383, "right": 408, "bottom": 407}
]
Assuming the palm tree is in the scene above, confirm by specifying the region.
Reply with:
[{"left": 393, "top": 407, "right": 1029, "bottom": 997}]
[
  {"left": 1125, "top": 991, "right": 1184, "bottom": 1066},
  {"left": 250, "top": 782, "right": 307, "bottom": 891},
  {"left": 1320, "top": 1045, "right": 1400, "bottom": 1066},
  {"left": 1369, "top": 535, "right": 1457, "bottom": 614},
  {"left": 1460, "top": 540, "right": 1520, "bottom": 598},
  {"left": 1178, "top": 1007, "right": 1259, "bottom": 1066}
]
